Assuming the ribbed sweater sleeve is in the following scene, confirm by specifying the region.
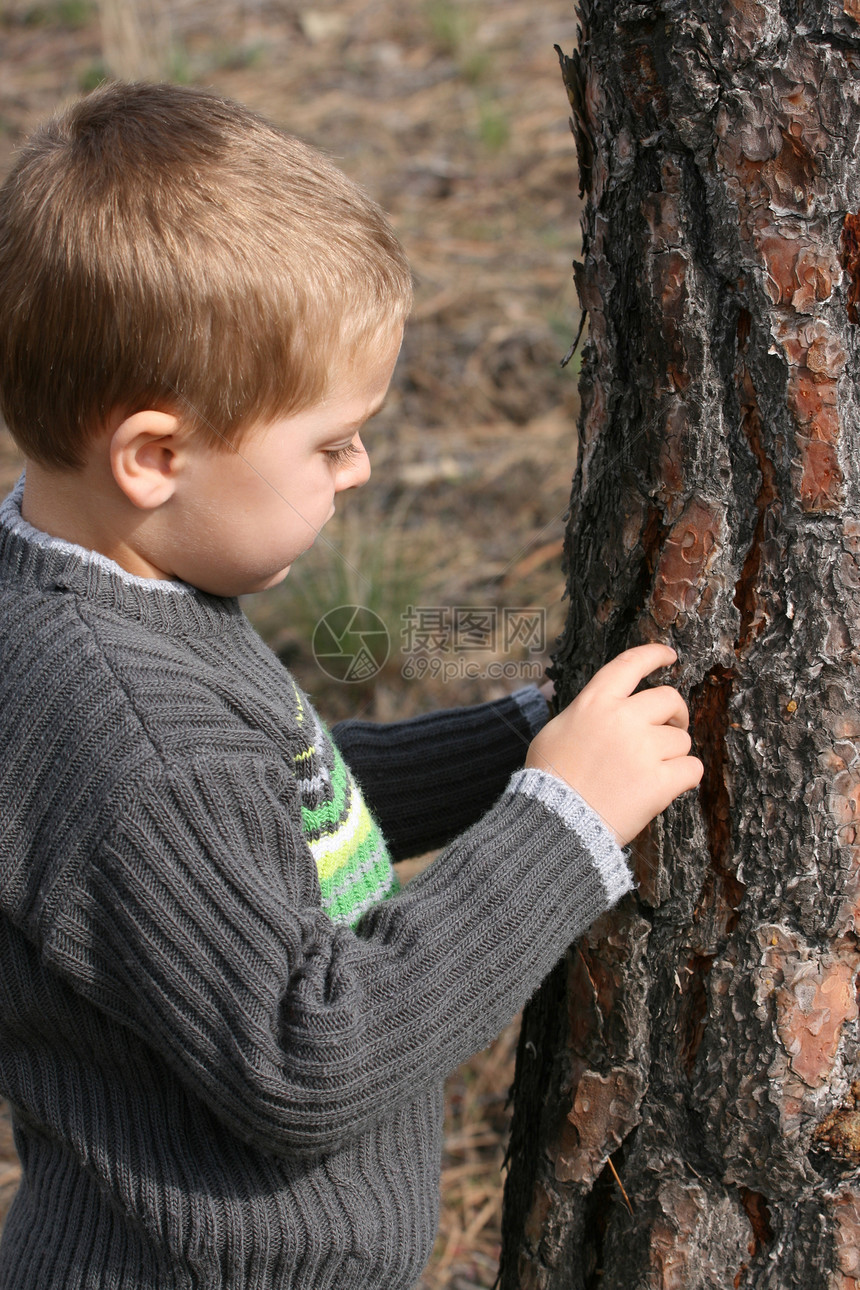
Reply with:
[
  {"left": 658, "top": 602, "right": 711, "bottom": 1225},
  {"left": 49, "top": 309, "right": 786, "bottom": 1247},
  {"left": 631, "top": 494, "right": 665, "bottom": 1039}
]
[
  {"left": 46, "top": 753, "right": 629, "bottom": 1158},
  {"left": 330, "top": 686, "right": 550, "bottom": 859}
]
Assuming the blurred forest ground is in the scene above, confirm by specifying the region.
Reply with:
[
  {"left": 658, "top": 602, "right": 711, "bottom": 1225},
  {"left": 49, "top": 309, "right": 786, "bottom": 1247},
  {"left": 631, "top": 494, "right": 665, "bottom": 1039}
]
[{"left": 0, "top": 1, "right": 584, "bottom": 1284}]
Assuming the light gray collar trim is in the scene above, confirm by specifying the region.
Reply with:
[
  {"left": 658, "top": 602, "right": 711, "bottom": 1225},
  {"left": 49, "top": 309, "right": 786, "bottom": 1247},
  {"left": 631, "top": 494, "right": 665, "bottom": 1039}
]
[{"left": 0, "top": 473, "right": 194, "bottom": 595}]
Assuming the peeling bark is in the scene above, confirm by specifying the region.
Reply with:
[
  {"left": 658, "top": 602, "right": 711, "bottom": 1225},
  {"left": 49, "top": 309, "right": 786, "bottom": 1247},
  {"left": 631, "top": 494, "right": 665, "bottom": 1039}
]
[{"left": 501, "top": 2, "right": 860, "bottom": 1286}]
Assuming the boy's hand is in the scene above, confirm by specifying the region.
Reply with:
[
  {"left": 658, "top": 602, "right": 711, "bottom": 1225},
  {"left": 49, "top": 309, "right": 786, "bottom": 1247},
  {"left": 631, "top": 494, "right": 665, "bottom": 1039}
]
[{"left": 525, "top": 644, "right": 704, "bottom": 847}]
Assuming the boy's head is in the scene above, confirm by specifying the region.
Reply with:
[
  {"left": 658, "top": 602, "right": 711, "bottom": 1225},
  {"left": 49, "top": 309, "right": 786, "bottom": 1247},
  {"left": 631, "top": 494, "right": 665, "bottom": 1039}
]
[{"left": 0, "top": 80, "right": 413, "bottom": 469}]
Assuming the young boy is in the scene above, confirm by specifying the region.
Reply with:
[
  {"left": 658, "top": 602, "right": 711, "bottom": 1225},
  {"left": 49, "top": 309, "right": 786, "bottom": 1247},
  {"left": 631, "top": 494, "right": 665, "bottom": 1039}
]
[{"left": 0, "top": 82, "right": 702, "bottom": 1289}]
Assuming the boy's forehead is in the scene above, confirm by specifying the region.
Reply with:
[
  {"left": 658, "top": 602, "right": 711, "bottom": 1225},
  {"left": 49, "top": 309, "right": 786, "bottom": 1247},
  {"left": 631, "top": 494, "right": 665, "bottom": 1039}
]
[{"left": 342, "top": 325, "right": 403, "bottom": 388}]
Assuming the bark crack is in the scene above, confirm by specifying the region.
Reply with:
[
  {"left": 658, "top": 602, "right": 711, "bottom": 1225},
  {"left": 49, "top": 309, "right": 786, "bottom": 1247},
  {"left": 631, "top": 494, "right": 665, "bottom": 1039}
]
[
  {"left": 733, "top": 1188, "right": 775, "bottom": 1287},
  {"left": 619, "top": 503, "right": 670, "bottom": 647},
  {"left": 691, "top": 665, "right": 745, "bottom": 931},
  {"left": 678, "top": 953, "right": 716, "bottom": 1077},
  {"left": 840, "top": 213, "right": 860, "bottom": 325},
  {"left": 739, "top": 1187, "right": 775, "bottom": 1252},
  {"left": 733, "top": 309, "right": 780, "bottom": 651},
  {"left": 815, "top": 31, "right": 860, "bottom": 56},
  {"left": 581, "top": 1140, "right": 636, "bottom": 1290}
]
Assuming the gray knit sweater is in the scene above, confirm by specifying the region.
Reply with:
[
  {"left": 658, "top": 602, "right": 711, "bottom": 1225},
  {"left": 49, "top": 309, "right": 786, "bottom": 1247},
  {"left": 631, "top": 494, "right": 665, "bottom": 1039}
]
[{"left": 0, "top": 484, "right": 632, "bottom": 1289}]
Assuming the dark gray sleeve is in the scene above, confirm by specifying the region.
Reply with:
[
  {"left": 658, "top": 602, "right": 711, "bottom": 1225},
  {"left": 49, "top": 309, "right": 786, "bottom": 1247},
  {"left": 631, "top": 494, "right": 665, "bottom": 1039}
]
[
  {"left": 45, "top": 753, "right": 630, "bottom": 1160},
  {"left": 330, "top": 687, "right": 550, "bottom": 860}
]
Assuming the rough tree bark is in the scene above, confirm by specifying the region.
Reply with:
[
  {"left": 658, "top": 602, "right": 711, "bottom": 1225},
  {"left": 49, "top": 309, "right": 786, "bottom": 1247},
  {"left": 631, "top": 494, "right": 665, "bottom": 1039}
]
[{"left": 500, "top": 2, "right": 860, "bottom": 1287}]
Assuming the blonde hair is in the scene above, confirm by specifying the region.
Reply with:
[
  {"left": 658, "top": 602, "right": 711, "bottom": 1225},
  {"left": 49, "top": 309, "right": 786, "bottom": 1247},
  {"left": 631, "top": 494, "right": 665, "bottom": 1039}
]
[{"left": 0, "top": 81, "right": 413, "bottom": 468}]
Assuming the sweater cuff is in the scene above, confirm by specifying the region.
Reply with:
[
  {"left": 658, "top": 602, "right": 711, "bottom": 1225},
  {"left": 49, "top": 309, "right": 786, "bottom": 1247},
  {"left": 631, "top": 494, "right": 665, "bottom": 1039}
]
[
  {"left": 507, "top": 766, "right": 632, "bottom": 905},
  {"left": 510, "top": 685, "right": 552, "bottom": 738}
]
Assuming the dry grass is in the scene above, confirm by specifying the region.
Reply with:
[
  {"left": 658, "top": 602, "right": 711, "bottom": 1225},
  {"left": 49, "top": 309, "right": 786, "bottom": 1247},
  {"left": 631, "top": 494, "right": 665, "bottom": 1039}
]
[{"left": 0, "top": 2, "right": 584, "bottom": 1283}]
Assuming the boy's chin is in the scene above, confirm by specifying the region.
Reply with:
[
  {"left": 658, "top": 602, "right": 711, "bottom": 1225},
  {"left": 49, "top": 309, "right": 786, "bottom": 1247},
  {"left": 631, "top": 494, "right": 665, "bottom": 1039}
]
[
  {"left": 265, "top": 564, "right": 293, "bottom": 589},
  {"left": 235, "top": 564, "right": 294, "bottom": 597}
]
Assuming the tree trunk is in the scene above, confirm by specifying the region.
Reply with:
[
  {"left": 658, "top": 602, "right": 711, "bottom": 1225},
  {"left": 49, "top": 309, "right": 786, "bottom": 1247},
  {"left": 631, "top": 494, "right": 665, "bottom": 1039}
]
[{"left": 500, "top": 2, "right": 860, "bottom": 1287}]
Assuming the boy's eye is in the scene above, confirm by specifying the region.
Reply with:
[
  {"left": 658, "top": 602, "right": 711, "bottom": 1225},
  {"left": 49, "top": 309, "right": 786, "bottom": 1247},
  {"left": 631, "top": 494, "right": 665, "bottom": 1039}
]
[{"left": 325, "top": 441, "right": 361, "bottom": 466}]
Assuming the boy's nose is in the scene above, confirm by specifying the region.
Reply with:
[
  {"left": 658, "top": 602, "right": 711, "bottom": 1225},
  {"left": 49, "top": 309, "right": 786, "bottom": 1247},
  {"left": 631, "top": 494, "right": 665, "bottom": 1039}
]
[{"left": 337, "top": 436, "right": 371, "bottom": 490}]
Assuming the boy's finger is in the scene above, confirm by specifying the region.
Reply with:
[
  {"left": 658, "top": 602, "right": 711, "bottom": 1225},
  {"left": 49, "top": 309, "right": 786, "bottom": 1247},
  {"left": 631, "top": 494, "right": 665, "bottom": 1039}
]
[
  {"left": 590, "top": 643, "right": 677, "bottom": 698},
  {"left": 665, "top": 754, "right": 705, "bottom": 794},
  {"left": 654, "top": 724, "right": 693, "bottom": 760},
  {"left": 630, "top": 684, "right": 690, "bottom": 729}
]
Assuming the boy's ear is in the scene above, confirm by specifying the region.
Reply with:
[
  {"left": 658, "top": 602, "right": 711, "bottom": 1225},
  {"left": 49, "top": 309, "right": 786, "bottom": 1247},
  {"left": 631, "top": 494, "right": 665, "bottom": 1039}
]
[{"left": 109, "top": 411, "right": 186, "bottom": 510}]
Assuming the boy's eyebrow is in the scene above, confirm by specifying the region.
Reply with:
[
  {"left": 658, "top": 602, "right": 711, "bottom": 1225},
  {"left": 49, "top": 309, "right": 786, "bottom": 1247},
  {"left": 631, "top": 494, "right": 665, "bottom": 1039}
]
[
  {"left": 364, "top": 393, "right": 390, "bottom": 421},
  {"left": 340, "top": 394, "right": 390, "bottom": 434}
]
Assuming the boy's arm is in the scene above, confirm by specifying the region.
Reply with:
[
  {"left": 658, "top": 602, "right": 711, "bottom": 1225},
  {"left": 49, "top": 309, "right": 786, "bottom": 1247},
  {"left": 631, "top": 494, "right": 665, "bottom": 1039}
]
[
  {"left": 330, "top": 686, "right": 550, "bottom": 860},
  {"left": 43, "top": 748, "right": 626, "bottom": 1160},
  {"left": 39, "top": 646, "right": 699, "bottom": 1162}
]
